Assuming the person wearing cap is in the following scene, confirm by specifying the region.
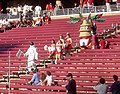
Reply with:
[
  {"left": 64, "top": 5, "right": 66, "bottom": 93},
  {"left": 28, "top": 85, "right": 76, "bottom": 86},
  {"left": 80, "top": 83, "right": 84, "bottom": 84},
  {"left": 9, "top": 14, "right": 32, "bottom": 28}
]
[
  {"left": 65, "top": 73, "right": 76, "bottom": 94},
  {"left": 24, "top": 42, "right": 38, "bottom": 72}
]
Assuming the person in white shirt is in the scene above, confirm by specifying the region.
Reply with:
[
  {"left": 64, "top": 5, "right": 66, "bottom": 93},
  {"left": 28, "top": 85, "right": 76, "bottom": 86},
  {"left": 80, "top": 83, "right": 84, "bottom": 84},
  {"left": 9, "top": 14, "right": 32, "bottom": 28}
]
[
  {"left": 43, "top": 71, "right": 54, "bottom": 86},
  {"left": 35, "top": 5, "right": 42, "bottom": 17},
  {"left": 17, "top": 4, "right": 22, "bottom": 13},
  {"left": 23, "top": 4, "right": 28, "bottom": 17},
  {"left": 105, "top": 0, "right": 111, "bottom": 12},
  {"left": 17, "top": 4, "right": 22, "bottom": 18},
  {"left": 24, "top": 42, "right": 38, "bottom": 72},
  {"left": 93, "top": 78, "right": 108, "bottom": 94}
]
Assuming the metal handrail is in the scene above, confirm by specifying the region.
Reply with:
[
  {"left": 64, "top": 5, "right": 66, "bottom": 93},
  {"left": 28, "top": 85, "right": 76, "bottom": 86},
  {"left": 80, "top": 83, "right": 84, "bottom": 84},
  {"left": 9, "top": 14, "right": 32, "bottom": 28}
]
[{"left": 0, "top": 4, "right": 120, "bottom": 19}]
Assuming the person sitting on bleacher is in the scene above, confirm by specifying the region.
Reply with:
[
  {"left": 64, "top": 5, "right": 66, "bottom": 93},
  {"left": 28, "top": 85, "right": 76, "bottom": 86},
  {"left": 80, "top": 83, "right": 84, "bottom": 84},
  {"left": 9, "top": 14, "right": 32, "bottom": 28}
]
[
  {"left": 93, "top": 78, "right": 108, "bottom": 94},
  {"left": 42, "top": 71, "right": 54, "bottom": 86},
  {"left": 99, "top": 37, "right": 106, "bottom": 49},
  {"left": 28, "top": 68, "right": 40, "bottom": 86},
  {"left": 110, "top": 75, "right": 120, "bottom": 94},
  {"left": 43, "top": 13, "right": 51, "bottom": 24},
  {"left": 35, "top": 17, "right": 42, "bottom": 26},
  {"left": 40, "top": 73, "right": 46, "bottom": 85}
]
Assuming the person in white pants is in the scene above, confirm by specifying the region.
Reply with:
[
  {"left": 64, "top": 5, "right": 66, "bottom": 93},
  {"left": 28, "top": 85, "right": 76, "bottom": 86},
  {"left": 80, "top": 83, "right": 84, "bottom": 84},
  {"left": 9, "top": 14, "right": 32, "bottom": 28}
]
[
  {"left": 35, "top": 5, "right": 42, "bottom": 17},
  {"left": 105, "top": 0, "right": 111, "bottom": 12},
  {"left": 24, "top": 42, "right": 38, "bottom": 72}
]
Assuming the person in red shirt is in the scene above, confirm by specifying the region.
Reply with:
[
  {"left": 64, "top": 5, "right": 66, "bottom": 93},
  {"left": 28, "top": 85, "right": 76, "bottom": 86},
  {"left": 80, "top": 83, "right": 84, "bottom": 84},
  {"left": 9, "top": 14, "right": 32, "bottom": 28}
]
[
  {"left": 80, "top": 0, "right": 88, "bottom": 7},
  {"left": 43, "top": 13, "right": 51, "bottom": 24},
  {"left": 46, "top": 3, "right": 54, "bottom": 16},
  {"left": 99, "top": 37, "right": 106, "bottom": 49},
  {"left": 88, "top": 0, "right": 93, "bottom": 5}
]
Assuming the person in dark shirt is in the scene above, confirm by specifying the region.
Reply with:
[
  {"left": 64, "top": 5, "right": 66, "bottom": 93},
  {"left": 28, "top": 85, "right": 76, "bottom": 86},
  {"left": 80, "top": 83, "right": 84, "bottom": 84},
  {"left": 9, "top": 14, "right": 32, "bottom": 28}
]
[
  {"left": 110, "top": 75, "right": 120, "bottom": 94},
  {"left": 91, "top": 22, "right": 97, "bottom": 34},
  {"left": 65, "top": 73, "right": 76, "bottom": 94}
]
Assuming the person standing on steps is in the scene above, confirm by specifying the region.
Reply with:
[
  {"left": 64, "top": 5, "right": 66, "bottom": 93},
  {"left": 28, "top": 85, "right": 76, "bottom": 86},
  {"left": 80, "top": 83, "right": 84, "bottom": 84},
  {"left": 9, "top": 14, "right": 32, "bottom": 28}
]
[
  {"left": 24, "top": 42, "right": 38, "bottom": 72},
  {"left": 65, "top": 73, "right": 76, "bottom": 94}
]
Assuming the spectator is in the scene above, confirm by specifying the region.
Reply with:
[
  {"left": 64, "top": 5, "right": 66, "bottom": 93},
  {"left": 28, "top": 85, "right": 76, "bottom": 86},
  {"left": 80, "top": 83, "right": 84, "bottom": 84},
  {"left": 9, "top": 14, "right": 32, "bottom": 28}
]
[
  {"left": 43, "top": 13, "right": 51, "bottom": 24},
  {"left": 17, "top": 4, "right": 22, "bottom": 18},
  {"left": 91, "top": 32, "right": 99, "bottom": 49},
  {"left": 35, "top": 5, "right": 42, "bottom": 17},
  {"left": 17, "top": 4, "right": 22, "bottom": 13},
  {"left": 117, "top": 0, "right": 120, "bottom": 9},
  {"left": 46, "top": 3, "right": 54, "bottom": 16},
  {"left": 65, "top": 73, "right": 76, "bottom": 94},
  {"left": 35, "top": 17, "right": 42, "bottom": 26},
  {"left": 105, "top": 0, "right": 111, "bottom": 12},
  {"left": 28, "top": 68, "right": 40, "bottom": 86},
  {"left": 93, "top": 78, "right": 108, "bottom": 94},
  {"left": 24, "top": 42, "right": 38, "bottom": 72},
  {"left": 40, "top": 73, "right": 46, "bottom": 84},
  {"left": 43, "top": 71, "right": 54, "bottom": 86},
  {"left": 54, "top": 4, "right": 59, "bottom": 15},
  {"left": 56, "top": 0, "right": 63, "bottom": 9},
  {"left": 23, "top": 4, "right": 28, "bottom": 18},
  {"left": 80, "top": 42, "right": 88, "bottom": 49},
  {"left": 81, "top": 0, "right": 88, "bottom": 8},
  {"left": 88, "top": 0, "right": 94, "bottom": 6},
  {"left": 99, "top": 37, "right": 106, "bottom": 49},
  {"left": 110, "top": 75, "right": 120, "bottom": 94},
  {"left": 72, "top": 3, "right": 79, "bottom": 14},
  {"left": 91, "top": 22, "right": 97, "bottom": 34}
]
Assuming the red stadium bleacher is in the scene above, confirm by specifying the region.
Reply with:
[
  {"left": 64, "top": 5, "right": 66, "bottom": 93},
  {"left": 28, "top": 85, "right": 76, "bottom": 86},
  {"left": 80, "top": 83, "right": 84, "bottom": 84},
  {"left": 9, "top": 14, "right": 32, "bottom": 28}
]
[{"left": 0, "top": 14, "right": 120, "bottom": 94}]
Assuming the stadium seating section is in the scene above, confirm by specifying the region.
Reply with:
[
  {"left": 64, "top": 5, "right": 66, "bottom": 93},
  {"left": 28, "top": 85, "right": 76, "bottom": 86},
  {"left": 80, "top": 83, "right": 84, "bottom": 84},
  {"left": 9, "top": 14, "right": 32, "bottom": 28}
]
[{"left": 0, "top": 15, "right": 120, "bottom": 94}]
